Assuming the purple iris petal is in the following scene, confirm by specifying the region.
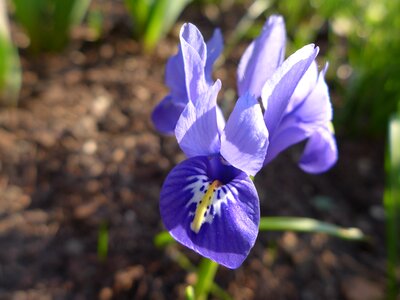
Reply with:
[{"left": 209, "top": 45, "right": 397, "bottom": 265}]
[
  {"left": 220, "top": 92, "right": 269, "bottom": 176},
  {"left": 175, "top": 80, "right": 222, "bottom": 157},
  {"left": 154, "top": 23, "right": 223, "bottom": 135},
  {"left": 264, "top": 122, "right": 312, "bottom": 165},
  {"left": 292, "top": 64, "right": 332, "bottom": 123},
  {"left": 205, "top": 29, "right": 223, "bottom": 84},
  {"left": 160, "top": 156, "right": 260, "bottom": 269},
  {"left": 165, "top": 25, "right": 220, "bottom": 103},
  {"left": 286, "top": 61, "right": 319, "bottom": 113},
  {"left": 165, "top": 49, "right": 187, "bottom": 105},
  {"left": 264, "top": 63, "right": 336, "bottom": 169},
  {"left": 299, "top": 125, "right": 337, "bottom": 173},
  {"left": 237, "top": 15, "right": 286, "bottom": 98},
  {"left": 261, "top": 44, "right": 319, "bottom": 137},
  {"left": 152, "top": 96, "right": 186, "bottom": 135},
  {"left": 180, "top": 23, "right": 209, "bottom": 104},
  {"left": 216, "top": 105, "right": 226, "bottom": 134},
  {"left": 181, "top": 23, "right": 207, "bottom": 60}
]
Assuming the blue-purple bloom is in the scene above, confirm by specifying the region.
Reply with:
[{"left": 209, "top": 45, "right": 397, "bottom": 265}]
[
  {"left": 161, "top": 80, "right": 268, "bottom": 268},
  {"left": 238, "top": 15, "right": 337, "bottom": 173},
  {"left": 153, "top": 15, "right": 338, "bottom": 268}
]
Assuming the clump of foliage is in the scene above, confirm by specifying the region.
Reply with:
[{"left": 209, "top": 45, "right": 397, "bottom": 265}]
[{"left": 11, "top": 0, "right": 91, "bottom": 52}]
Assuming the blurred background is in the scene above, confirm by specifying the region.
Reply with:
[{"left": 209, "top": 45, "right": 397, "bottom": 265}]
[{"left": 0, "top": 0, "right": 398, "bottom": 299}]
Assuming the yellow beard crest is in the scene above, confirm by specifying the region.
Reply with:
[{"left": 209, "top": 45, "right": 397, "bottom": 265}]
[{"left": 190, "top": 180, "right": 222, "bottom": 233}]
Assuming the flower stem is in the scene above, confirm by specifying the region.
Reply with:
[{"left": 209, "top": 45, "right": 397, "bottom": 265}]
[{"left": 194, "top": 258, "right": 219, "bottom": 300}]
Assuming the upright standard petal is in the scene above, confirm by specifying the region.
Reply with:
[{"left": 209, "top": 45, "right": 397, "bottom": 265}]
[
  {"left": 299, "top": 125, "right": 338, "bottom": 173},
  {"left": 160, "top": 156, "right": 260, "bottom": 269},
  {"left": 261, "top": 44, "right": 319, "bottom": 137},
  {"left": 237, "top": 15, "right": 286, "bottom": 98},
  {"left": 152, "top": 96, "right": 186, "bottom": 134},
  {"left": 165, "top": 48, "right": 187, "bottom": 105},
  {"left": 220, "top": 93, "right": 268, "bottom": 176},
  {"left": 180, "top": 23, "right": 208, "bottom": 104},
  {"left": 154, "top": 24, "right": 222, "bottom": 135},
  {"left": 205, "top": 29, "right": 223, "bottom": 84},
  {"left": 175, "top": 80, "right": 222, "bottom": 157}
]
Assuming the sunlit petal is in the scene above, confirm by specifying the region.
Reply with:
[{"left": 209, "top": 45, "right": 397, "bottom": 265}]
[
  {"left": 237, "top": 15, "right": 286, "bottom": 98},
  {"left": 180, "top": 23, "right": 208, "bottom": 103},
  {"left": 175, "top": 80, "right": 222, "bottom": 157},
  {"left": 299, "top": 125, "right": 338, "bottom": 173},
  {"left": 160, "top": 156, "right": 260, "bottom": 269},
  {"left": 221, "top": 93, "right": 268, "bottom": 176},
  {"left": 205, "top": 28, "right": 223, "bottom": 84},
  {"left": 262, "top": 44, "right": 319, "bottom": 136}
]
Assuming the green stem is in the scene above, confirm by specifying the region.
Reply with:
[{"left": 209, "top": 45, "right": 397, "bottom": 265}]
[{"left": 195, "top": 258, "right": 219, "bottom": 300}]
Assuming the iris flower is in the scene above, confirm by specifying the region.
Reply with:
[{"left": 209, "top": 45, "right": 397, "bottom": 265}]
[
  {"left": 238, "top": 15, "right": 337, "bottom": 173},
  {"left": 153, "top": 16, "right": 338, "bottom": 268},
  {"left": 160, "top": 78, "right": 269, "bottom": 269}
]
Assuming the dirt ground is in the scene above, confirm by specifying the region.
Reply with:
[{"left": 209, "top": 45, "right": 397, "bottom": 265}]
[{"left": 0, "top": 2, "right": 388, "bottom": 299}]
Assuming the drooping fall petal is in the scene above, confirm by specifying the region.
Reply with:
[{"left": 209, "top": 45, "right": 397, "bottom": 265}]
[{"left": 160, "top": 156, "right": 260, "bottom": 269}]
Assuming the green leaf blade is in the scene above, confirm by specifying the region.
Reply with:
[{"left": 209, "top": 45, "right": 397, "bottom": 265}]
[{"left": 259, "top": 216, "right": 365, "bottom": 241}]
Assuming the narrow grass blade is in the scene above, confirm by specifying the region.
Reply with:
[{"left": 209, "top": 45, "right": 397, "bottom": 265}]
[
  {"left": 185, "top": 285, "right": 195, "bottom": 300},
  {"left": 0, "top": 0, "right": 20, "bottom": 106},
  {"left": 259, "top": 216, "right": 365, "bottom": 241},
  {"left": 69, "top": 0, "right": 91, "bottom": 26},
  {"left": 223, "top": 0, "right": 273, "bottom": 60},
  {"left": 124, "top": 0, "right": 153, "bottom": 38},
  {"left": 143, "top": 0, "right": 191, "bottom": 52},
  {"left": 385, "top": 115, "right": 400, "bottom": 298},
  {"left": 87, "top": 9, "right": 104, "bottom": 41},
  {"left": 124, "top": 0, "right": 191, "bottom": 52},
  {"left": 97, "top": 222, "right": 109, "bottom": 262}
]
